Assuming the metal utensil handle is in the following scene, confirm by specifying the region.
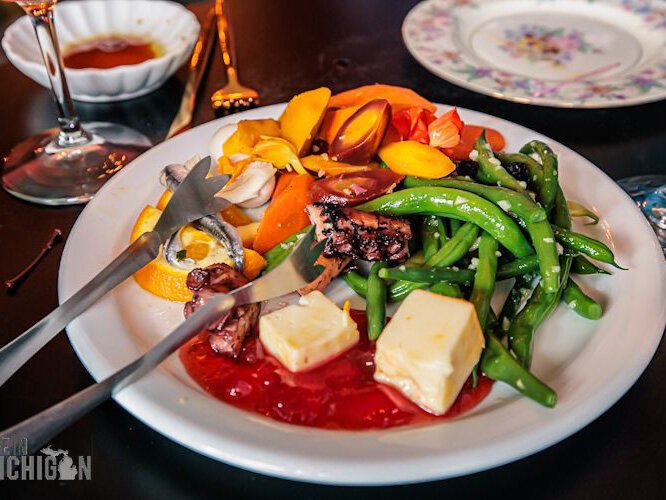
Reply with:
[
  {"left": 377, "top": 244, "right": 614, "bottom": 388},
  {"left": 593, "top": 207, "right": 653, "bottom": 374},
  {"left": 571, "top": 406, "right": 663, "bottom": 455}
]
[
  {"left": 0, "top": 293, "right": 236, "bottom": 456},
  {"left": 215, "top": 0, "right": 238, "bottom": 74},
  {"left": 0, "top": 231, "right": 161, "bottom": 388},
  {"left": 165, "top": 7, "right": 217, "bottom": 139}
]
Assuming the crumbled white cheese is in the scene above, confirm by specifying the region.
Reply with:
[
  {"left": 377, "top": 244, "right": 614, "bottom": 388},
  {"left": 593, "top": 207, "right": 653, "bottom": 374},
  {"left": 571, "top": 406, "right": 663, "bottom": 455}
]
[
  {"left": 516, "top": 379, "right": 525, "bottom": 390},
  {"left": 399, "top": 265, "right": 407, "bottom": 272},
  {"left": 468, "top": 257, "right": 479, "bottom": 270},
  {"left": 530, "top": 152, "right": 541, "bottom": 163},
  {"left": 488, "top": 157, "right": 501, "bottom": 166},
  {"left": 568, "top": 300, "right": 577, "bottom": 310},
  {"left": 454, "top": 195, "right": 469, "bottom": 205},
  {"left": 518, "top": 181, "right": 527, "bottom": 189},
  {"left": 495, "top": 251, "right": 502, "bottom": 257},
  {"left": 533, "top": 174, "right": 538, "bottom": 181},
  {"left": 468, "top": 149, "right": 479, "bottom": 161},
  {"left": 543, "top": 237, "right": 554, "bottom": 243},
  {"left": 469, "top": 236, "right": 482, "bottom": 252},
  {"left": 433, "top": 232, "right": 441, "bottom": 239},
  {"left": 497, "top": 200, "right": 512, "bottom": 212},
  {"left": 529, "top": 192, "right": 537, "bottom": 201},
  {"left": 451, "top": 266, "right": 460, "bottom": 271},
  {"left": 552, "top": 265, "right": 561, "bottom": 273},
  {"left": 556, "top": 243, "right": 564, "bottom": 255}
]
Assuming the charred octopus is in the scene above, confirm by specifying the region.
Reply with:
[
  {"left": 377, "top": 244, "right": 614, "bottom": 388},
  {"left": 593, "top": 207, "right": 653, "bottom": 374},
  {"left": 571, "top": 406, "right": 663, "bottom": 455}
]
[{"left": 184, "top": 263, "right": 260, "bottom": 357}]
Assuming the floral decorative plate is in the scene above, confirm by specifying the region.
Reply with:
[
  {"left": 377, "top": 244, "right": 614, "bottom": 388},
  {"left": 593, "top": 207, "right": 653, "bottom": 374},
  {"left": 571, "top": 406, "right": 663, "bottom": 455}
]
[{"left": 403, "top": 0, "right": 666, "bottom": 108}]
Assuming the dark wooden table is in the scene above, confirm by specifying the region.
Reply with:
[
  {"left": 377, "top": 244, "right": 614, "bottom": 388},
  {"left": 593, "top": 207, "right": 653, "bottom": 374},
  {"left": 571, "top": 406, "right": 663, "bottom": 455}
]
[{"left": 1, "top": 0, "right": 664, "bottom": 497}]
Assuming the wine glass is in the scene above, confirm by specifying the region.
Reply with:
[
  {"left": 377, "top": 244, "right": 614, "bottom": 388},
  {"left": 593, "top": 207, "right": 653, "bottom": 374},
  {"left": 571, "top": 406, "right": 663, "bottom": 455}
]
[
  {"left": 617, "top": 175, "right": 666, "bottom": 256},
  {"left": 1, "top": 0, "right": 151, "bottom": 205}
]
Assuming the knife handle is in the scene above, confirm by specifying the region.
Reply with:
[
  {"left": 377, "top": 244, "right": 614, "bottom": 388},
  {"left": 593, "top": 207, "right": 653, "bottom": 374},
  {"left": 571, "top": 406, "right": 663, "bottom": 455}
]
[
  {"left": 0, "top": 293, "right": 236, "bottom": 456},
  {"left": 0, "top": 231, "right": 161, "bottom": 388}
]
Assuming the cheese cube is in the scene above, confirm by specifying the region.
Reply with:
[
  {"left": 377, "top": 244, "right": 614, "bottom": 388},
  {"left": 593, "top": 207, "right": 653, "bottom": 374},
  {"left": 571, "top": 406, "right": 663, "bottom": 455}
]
[
  {"left": 373, "top": 290, "right": 485, "bottom": 415},
  {"left": 259, "top": 291, "right": 359, "bottom": 372}
]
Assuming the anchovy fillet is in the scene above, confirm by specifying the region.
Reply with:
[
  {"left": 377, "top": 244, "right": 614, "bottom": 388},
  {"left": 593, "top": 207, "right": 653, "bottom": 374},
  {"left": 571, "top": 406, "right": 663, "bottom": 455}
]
[{"left": 161, "top": 162, "right": 244, "bottom": 271}]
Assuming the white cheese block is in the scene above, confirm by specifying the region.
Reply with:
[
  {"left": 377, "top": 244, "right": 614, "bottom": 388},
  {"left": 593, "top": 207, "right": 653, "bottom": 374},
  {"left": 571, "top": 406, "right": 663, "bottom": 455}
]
[
  {"left": 259, "top": 291, "right": 359, "bottom": 372},
  {"left": 373, "top": 290, "right": 485, "bottom": 415}
]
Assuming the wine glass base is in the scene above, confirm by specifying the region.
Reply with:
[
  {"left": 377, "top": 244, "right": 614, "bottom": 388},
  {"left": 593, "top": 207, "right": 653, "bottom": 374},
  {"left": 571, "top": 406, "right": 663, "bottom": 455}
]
[{"left": 1, "top": 122, "right": 151, "bottom": 206}]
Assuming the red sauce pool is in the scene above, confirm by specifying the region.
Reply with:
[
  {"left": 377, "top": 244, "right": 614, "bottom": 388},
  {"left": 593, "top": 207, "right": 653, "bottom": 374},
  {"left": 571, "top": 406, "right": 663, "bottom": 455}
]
[
  {"left": 63, "top": 36, "right": 162, "bottom": 70},
  {"left": 180, "top": 310, "right": 493, "bottom": 430}
]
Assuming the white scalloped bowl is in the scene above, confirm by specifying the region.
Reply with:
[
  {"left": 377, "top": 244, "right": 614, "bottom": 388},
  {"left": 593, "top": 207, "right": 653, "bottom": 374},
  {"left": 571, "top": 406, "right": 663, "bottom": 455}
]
[{"left": 1, "top": 0, "right": 200, "bottom": 102}]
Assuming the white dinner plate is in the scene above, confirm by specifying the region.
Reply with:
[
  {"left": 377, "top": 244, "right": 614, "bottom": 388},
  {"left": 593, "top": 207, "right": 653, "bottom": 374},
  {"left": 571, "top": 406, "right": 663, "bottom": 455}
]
[
  {"left": 402, "top": 0, "right": 666, "bottom": 108},
  {"left": 59, "top": 104, "right": 666, "bottom": 485}
]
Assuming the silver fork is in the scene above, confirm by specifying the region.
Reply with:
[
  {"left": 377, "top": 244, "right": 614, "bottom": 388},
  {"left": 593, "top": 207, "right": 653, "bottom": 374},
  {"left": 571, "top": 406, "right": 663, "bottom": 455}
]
[
  {"left": 210, "top": 0, "right": 260, "bottom": 114},
  {"left": 0, "top": 157, "right": 231, "bottom": 388},
  {"left": 0, "top": 229, "right": 323, "bottom": 456}
]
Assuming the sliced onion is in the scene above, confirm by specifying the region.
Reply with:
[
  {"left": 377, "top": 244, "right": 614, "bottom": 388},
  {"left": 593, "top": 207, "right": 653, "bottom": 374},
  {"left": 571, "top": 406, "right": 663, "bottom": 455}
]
[{"left": 309, "top": 169, "right": 403, "bottom": 206}]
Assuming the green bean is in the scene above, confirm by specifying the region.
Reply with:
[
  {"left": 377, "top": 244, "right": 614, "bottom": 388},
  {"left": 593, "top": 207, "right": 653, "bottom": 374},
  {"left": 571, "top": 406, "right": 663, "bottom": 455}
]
[
  {"left": 378, "top": 266, "right": 475, "bottom": 285},
  {"left": 343, "top": 271, "right": 369, "bottom": 298},
  {"left": 552, "top": 225, "right": 625, "bottom": 269},
  {"left": 470, "top": 233, "right": 499, "bottom": 328},
  {"left": 367, "top": 263, "right": 388, "bottom": 340},
  {"left": 520, "top": 140, "right": 558, "bottom": 214},
  {"left": 389, "top": 223, "right": 480, "bottom": 301},
  {"left": 496, "top": 152, "right": 547, "bottom": 201},
  {"left": 427, "top": 222, "right": 480, "bottom": 267},
  {"left": 563, "top": 278, "right": 603, "bottom": 320},
  {"left": 509, "top": 256, "right": 573, "bottom": 367},
  {"left": 449, "top": 218, "right": 461, "bottom": 235},
  {"left": 357, "top": 187, "right": 534, "bottom": 258},
  {"left": 497, "top": 254, "right": 539, "bottom": 280},
  {"left": 497, "top": 274, "right": 533, "bottom": 340},
  {"left": 526, "top": 219, "right": 561, "bottom": 293},
  {"left": 429, "top": 281, "right": 463, "bottom": 298},
  {"left": 402, "top": 176, "right": 558, "bottom": 291},
  {"left": 421, "top": 216, "right": 441, "bottom": 261},
  {"left": 572, "top": 255, "right": 612, "bottom": 275},
  {"left": 261, "top": 226, "right": 313, "bottom": 275},
  {"left": 567, "top": 200, "right": 599, "bottom": 225},
  {"left": 436, "top": 217, "right": 448, "bottom": 245},
  {"left": 552, "top": 187, "right": 571, "bottom": 229},
  {"left": 481, "top": 333, "right": 557, "bottom": 408},
  {"left": 403, "top": 177, "right": 547, "bottom": 223},
  {"left": 475, "top": 131, "right": 527, "bottom": 193},
  {"left": 343, "top": 271, "right": 408, "bottom": 302}
]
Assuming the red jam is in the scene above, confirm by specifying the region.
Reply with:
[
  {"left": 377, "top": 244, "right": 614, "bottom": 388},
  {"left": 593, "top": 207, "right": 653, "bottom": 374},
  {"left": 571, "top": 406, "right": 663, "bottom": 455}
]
[{"left": 180, "top": 310, "right": 493, "bottom": 430}]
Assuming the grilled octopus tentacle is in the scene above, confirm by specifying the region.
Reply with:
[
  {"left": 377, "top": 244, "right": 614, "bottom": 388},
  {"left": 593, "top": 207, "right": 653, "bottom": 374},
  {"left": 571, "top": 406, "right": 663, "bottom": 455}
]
[{"left": 184, "top": 264, "right": 260, "bottom": 357}]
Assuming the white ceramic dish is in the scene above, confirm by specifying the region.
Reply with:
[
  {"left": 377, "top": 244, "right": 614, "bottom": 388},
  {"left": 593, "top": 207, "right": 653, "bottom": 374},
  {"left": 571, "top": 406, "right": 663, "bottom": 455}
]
[
  {"left": 59, "top": 104, "right": 666, "bottom": 485},
  {"left": 402, "top": 0, "right": 666, "bottom": 108},
  {"left": 2, "top": 0, "right": 199, "bottom": 102}
]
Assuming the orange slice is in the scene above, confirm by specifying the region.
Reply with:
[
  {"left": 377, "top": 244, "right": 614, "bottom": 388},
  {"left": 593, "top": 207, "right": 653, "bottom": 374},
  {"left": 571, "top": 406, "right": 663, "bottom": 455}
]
[
  {"left": 131, "top": 205, "right": 193, "bottom": 302},
  {"left": 130, "top": 205, "right": 263, "bottom": 301}
]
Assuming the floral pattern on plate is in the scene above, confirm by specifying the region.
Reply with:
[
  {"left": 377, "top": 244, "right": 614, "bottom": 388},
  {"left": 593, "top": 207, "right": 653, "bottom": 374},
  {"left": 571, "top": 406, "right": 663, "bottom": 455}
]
[
  {"left": 499, "top": 25, "right": 602, "bottom": 67},
  {"left": 403, "top": 0, "right": 666, "bottom": 108}
]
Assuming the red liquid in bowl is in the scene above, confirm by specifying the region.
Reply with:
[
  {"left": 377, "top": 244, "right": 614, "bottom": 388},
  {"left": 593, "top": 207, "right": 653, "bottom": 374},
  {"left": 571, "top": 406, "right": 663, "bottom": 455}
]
[
  {"left": 180, "top": 310, "right": 493, "bottom": 430},
  {"left": 63, "top": 36, "right": 161, "bottom": 69}
]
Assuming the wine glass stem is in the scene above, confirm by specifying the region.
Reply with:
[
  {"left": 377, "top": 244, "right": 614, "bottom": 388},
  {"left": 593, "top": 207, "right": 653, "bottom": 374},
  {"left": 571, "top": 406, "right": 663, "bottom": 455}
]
[{"left": 24, "top": 3, "right": 90, "bottom": 148}]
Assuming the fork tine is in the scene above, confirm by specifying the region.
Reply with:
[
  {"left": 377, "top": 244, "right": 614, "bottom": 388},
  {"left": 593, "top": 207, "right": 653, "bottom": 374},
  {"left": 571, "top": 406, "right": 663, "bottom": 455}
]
[
  {"left": 189, "top": 156, "right": 212, "bottom": 180},
  {"left": 203, "top": 173, "right": 231, "bottom": 195}
]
